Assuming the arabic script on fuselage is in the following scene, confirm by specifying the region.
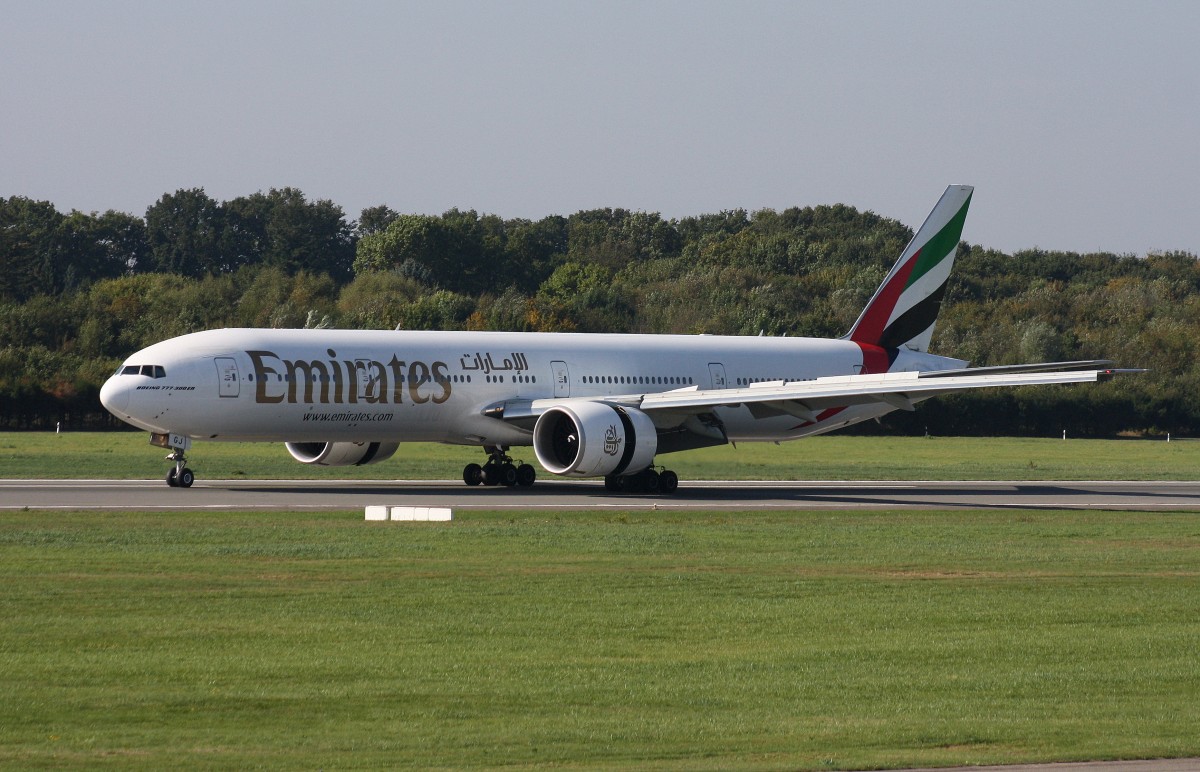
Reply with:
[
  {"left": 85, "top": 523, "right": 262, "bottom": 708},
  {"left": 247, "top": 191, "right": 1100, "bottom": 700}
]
[{"left": 458, "top": 351, "right": 530, "bottom": 375}]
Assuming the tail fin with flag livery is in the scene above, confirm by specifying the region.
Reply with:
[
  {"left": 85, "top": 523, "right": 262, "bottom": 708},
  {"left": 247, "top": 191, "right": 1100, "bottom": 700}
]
[{"left": 846, "top": 185, "right": 973, "bottom": 353}]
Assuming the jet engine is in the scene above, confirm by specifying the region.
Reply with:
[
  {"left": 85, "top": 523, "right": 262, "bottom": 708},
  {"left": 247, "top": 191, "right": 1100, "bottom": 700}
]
[
  {"left": 533, "top": 402, "right": 657, "bottom": 478},
  {"left": 285, "top": 441, "right": 400, "bottom": 466}
]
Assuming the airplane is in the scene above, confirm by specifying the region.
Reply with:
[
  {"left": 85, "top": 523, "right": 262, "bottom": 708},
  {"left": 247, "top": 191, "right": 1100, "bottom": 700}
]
[{"left": 99, "top": 185, "right": 1133, "bottom": 492}]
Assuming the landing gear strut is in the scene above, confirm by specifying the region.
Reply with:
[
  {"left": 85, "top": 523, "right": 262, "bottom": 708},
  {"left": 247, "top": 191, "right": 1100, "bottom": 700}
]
[
  {"left": 165, "top": 447, "right": 194, "bottom": 488},
  {"left": 605, "top": 466, "right": 679, "bottom": 494},
  {"left": 463, "top": 446, "right": 536, "bottom": 488},
  {"left": 151, "top": 433, "right": 195, "bottom": 488}
]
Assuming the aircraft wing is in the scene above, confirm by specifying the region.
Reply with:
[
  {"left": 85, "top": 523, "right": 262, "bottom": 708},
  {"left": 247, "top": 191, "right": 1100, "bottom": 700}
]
[
  {"left": 634, "top": 364, "right": 1131, "bottom": 418},
  {"left": 487, "top": 363, "right": 1137, "bottom": 429}
]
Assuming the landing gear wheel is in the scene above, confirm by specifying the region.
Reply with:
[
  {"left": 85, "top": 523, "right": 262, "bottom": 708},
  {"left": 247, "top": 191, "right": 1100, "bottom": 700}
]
[
  {"left": 164, "top": 444, "right": 193, "bottom": 488},
  {"left": 463, "top": 463, "right": 483, "bottom": 486},
  {"left": 516, "top": 463, "right": 536, "bottom": 487},
  {"left": 636, "top": 468, "right": 660, "bottom": 493},
  {"left": 481, "top": 463, "right": 501, "bottom": 486},
  {"left": 604, "top": 468, "right": 678, "bottom": 495},
  {"left": 498, "top": 463, "right": 518, "bottom": 487},
  {"left": 469, "top": 446, "right": 535, "bottom": 489}
]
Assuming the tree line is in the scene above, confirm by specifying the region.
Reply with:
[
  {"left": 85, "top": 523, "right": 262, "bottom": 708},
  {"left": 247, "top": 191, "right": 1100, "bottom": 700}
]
[{"left": 2, "top": 188, "right": 1195, "bottom": 436}]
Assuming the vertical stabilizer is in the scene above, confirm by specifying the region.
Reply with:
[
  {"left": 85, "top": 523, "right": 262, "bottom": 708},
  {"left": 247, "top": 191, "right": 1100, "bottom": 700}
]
[{"left": 846, "top": 185, "right": 973, "bottom": 353}]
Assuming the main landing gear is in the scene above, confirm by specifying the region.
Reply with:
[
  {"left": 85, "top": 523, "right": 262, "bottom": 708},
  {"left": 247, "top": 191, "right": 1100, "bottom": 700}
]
[
  {"left": 463, "top": 447, "right": 536, "bottom": 488},
  {"left": 604, "top": 466, "right": 679, "bottom": 494},
  {"left": 165, "top": 447, "right": 194, "bottom": 488}
]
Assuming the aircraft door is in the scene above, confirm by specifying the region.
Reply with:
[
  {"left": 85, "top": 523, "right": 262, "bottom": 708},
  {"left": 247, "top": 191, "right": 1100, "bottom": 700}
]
[
  {"left": 356, "top": 359, "right": 379, "bottom": 402},
  {"left": 551, "top": 360, "right": 570, "bottom": 398},
  {"left": 216, "top": 357, "right": 240, "bottom": 398},
  {"left": 708, "top": 362, "right": 728, "bottom": 390}
]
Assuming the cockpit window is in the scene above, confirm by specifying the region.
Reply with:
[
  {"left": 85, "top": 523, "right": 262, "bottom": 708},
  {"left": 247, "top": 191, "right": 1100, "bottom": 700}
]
[{"left": 121, "top": 364, "right": 166, "bottom": 378}]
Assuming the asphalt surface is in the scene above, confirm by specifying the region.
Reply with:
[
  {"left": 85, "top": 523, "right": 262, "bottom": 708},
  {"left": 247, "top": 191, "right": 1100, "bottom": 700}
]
[{"left": 5, "top": 478, "right": 1200, "bottom": 511}]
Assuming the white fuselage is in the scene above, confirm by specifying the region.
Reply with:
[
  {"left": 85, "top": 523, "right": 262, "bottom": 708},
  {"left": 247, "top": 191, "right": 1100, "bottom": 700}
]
[{"left": 100, "top": 328, "right": 962, "bottom": 450}]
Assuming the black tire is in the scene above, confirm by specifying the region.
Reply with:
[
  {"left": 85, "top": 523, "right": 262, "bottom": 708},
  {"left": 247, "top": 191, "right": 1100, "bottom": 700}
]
[
  {"left": 659, "top": 470, "right": 679, "bottom": 494},
  {"left": 166, "top": 468, "right": 179, "bottom": 487},
  {"left": 499, "top": 463, "right": 518, "bottom": 487},
  {"left": 638, "top": 468, "right": 660, "bottom": 493},
  {"left": 516, "top": 463, "right": 536, "bottom": 487},
  {"left": 179, "top": 468, "right": 195, "bottom": 488},
  {"left": 604, "top": 475, "right": 625, "bottom": 492},
  {"left": 463, "top": 463, "right": 483, "bottom": 486},
  {"left": 481, "top": 463, "right": 501, "bottom": 486}
]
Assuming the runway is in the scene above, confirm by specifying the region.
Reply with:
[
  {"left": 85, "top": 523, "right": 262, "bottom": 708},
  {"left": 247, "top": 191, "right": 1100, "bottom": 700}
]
[{"left": 5, "top": 478, "right": 1200, "bottom": 511}]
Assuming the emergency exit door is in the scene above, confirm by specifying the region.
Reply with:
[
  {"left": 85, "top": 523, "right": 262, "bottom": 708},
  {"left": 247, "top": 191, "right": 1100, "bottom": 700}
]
[
  {"left": 708, "top": 362, "right": 728, "bottom": 390},
  {"left": 551, "top": 361, "right": 570, "bottom": 397},
  {"left": 216, "top": 357, "right": 240, "bottom": 398}
]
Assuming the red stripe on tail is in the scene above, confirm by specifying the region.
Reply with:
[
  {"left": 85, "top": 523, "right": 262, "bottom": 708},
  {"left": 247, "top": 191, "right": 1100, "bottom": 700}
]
[{"left": 849, "top": 248, "right": 921, "bottom": 346}]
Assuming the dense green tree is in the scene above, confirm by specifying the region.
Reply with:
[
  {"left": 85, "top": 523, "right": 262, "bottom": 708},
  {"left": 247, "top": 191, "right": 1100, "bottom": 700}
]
[
  {"left": 1, "top": 293, "right": 84, "bottom": 350},
  {"left": 144, "top": 188, "right": 226, "bottom": 276},
  {"left": 357, "top": 205, "right": 399, "bottom": 237},
  {"left": 396, "top": 289, "right": 476, "bottom": 331},
  {"left": 565, "top": 208, "right": 680, "bottom": 268},
  {"left": 218, "top": 188, "right": 355, "bottom": 281},
  {"left": 0, "top": 196, "right": 65, "bottom": 301},
  {"left": 536, "top": 261, "right": 633, "bottom": 332},
  {"left": 503, "top": 215, "right": 568, "bottom": 291},
  {"left": 336, "top": 271, "right": 427, "bottom": 330},
  {"left": 676, "top": 209, "right": 750, "bottom": 244},
  {"left": 354, "top": 214, "right": 445, "bottom": 278},
  {"left": 257, "top": 188, "right": 354, "bottom": 280},
  {"left": 56, "top": 209, "right": 148, "bottom": 286},
  {"left": 353, "top": 209, "right": 505, "bottom": 294},
  {"left": 234, "top": 266, "right": 337, "bottom": 329}
]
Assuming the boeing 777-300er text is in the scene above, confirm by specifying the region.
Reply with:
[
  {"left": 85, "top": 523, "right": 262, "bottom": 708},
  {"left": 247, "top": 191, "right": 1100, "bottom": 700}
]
[{"left": 100, "top": 186, "right": 1133, "bottom": 492}]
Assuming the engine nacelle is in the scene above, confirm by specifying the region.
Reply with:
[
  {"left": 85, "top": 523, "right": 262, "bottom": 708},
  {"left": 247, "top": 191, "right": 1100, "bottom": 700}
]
[
  {"left": 285, "top": 441, "right": 400, "bottom": 467},
  {"left": 533, "top": 402, "right": 657, "bottom": 478}
]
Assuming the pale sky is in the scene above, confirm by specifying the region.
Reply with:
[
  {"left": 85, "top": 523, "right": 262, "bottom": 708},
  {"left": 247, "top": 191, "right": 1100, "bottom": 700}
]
[{"left": 2, "top": 0, "right": 1196, "bottom": 256}]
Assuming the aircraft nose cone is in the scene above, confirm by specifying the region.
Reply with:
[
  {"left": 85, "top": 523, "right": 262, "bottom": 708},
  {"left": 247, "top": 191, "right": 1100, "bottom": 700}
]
[{"left": 100, "top": 376, "right": 130, "bottom": 416}]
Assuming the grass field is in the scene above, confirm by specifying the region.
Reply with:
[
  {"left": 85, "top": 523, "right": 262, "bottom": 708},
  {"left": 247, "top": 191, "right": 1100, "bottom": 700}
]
[
  {"left": 1, "top": 507, "right": 1198, "bottom": 769},
  {"left": 1, "top": 430, "right": 1198, "bottom": 481}
]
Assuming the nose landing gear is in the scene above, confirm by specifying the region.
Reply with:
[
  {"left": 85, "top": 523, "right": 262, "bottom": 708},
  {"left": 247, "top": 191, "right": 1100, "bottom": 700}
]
[
  {"left": 165, "top": 447, "right": 194, "bottom": 488},
  {"left": 151, "top": 433, "right": 195, "bottom": 488}
]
